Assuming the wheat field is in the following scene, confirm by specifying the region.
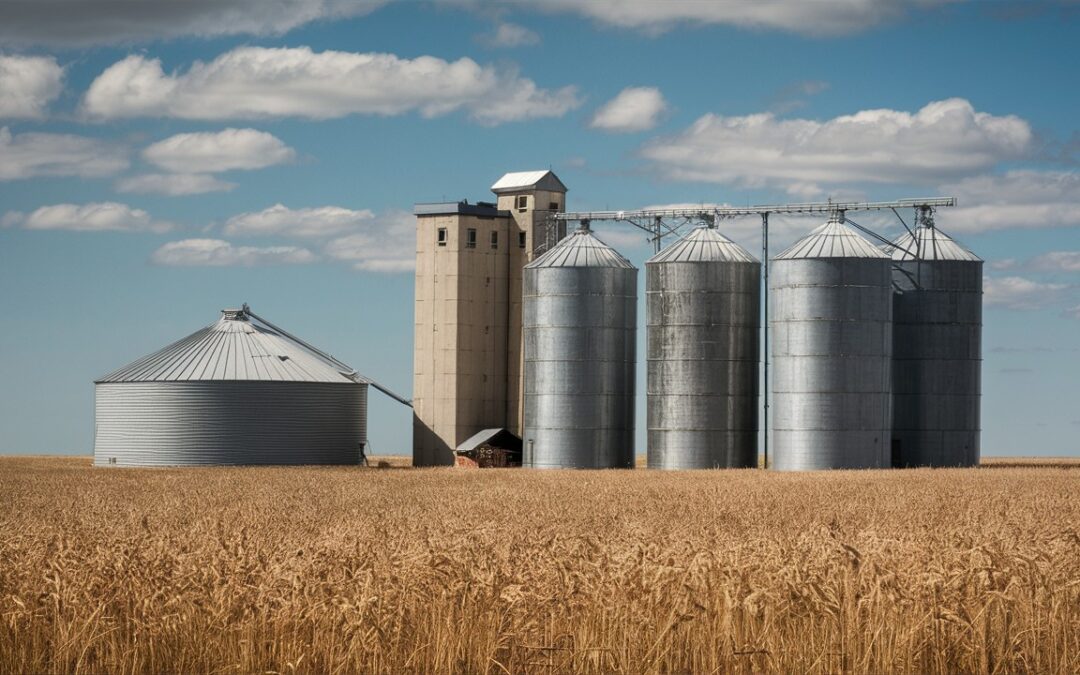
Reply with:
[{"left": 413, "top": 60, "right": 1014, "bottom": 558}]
[{"left": 1, "top": 457, "right": 1077, "bottom": 674}]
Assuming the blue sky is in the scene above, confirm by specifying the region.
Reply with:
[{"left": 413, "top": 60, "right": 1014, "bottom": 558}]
[{"left": 1, "top": 0, "right": 1078, "bottom": 458}]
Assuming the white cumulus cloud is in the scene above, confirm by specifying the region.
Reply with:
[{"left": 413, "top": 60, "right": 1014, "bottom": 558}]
[
  {"left": 481, "top": 21, "right": 541, "bottom": 47},
  {"left": 115, "top": 173, "right": 236, "bottom": 196},
  {"left": 769, "top": 79, "right": 830, "bottom": 113},
  {"left": 983, "top": 276, "right": 1070, "bottom": 310},
  {"left": 2, "top": 202, "right": 172, "bottom": 232},
  {"left": 0, "top": 126, "right": 128, "bottom": 180},
  {"left": 0, "top": 55, "right": 63, "bottom": 118},
  {"left": 142, "top": 128, "right": 295, "bottom": 173},
  {"left": 642, "top": 98, "right": 1032, "bottom": 193},
  {"left": 82, "top": 47, "right": 580, "bottom": 125},
  {"left": 151, "top": 239, "right": 317, "bottom": 266},
  {"left": 1031, "top": 251, "right": 1080, "bottom": 273},
  {"left": 531, "top": 0, "right": 946, "bottom": 36},
  {"left": 944, "top": 170, "right": 1080, "bottom": 233},
  {"left": 224, "top": 204, "right": 376, "bottom": 238},
  {"left": 324, "top": 210, "right": 415, "bottom": 272},
  {"left": 0, "top": 0, "right": 957, "bottom": 46},
  {"left": 0, "top": 0, "right": 385, "bottom": 47},
  {"left": 590, "top": 86, "right": 668, "bottom": 133}
]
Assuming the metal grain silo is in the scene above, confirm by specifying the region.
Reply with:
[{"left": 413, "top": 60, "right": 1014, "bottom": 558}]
[
  {"left": 94, "top": 308, "right": 368, "bottom": 467},
  {"left": 522, "top": 224, "right": 637, "bottom": 468},
  {"left": 888, "top": 218, "right": 982, "bottom": 467},
  {"left": 646, "top": 225, "right": 760, "bottom": 469},
  {"left": 771, "top": 216, "right": 893, "bottom": 470}
]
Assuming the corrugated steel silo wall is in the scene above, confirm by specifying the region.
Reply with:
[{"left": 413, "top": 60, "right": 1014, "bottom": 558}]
[
  {"left": 523, "top": 266, "right": 637, "bottom": 468},
  {"left": 646, "top": 259, "right": 760, "bottom": 468},
  {"left": 771, "top": 258, "right": 893, "bottom": 470},
  {"left": 891, "top": 260, "right": 982, "bottom": 466},
  {"left": 94, "top": 381, "right": 367, "bottom": 466}
]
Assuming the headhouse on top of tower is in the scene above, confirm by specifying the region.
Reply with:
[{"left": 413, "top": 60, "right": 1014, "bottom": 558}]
[{"left": 490, "top": 170, "right": 567, "bottom": 194}]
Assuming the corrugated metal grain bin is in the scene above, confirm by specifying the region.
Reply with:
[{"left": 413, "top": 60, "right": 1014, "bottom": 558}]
[
  {"left": 888, "top": 221, "right": 982, "bottom": 467},
  {"left": 94, "top": 308, "right": 368, "bottom": 467},
  {"left": 646, "top": 226, "right": 760, "bottom": 469},
  {"left": 771, "top": 217, "right": 893, "bottom": 470},
  {"left": 522, "top": 225, "right": 637, "bottom": 468}
]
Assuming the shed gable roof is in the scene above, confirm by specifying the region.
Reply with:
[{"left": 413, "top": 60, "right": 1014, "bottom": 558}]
[{"left": 456, "top": 428, "right": 523, "bottom": 452}]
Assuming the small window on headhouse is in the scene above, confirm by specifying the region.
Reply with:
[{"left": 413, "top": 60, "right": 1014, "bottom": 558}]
[
  {"left": 437, "top": 228, "right": 447, "bottom": 246},
  {"left": 490, "top": 231, "right": 499, "bottom": 249},
  {"left": 518, "top": 232, "right": 527, "bottom": 248},
  {"left": 550, "top": 201, "right": 559, "bottom": 211},
  {"left": 466, "top": 228, "right": 477, "bottom": 248},
  {"left": 516, "top": 195, "right": 528, "bottom": 211}
]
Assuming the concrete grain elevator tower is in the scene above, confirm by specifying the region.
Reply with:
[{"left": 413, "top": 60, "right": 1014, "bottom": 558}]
[{"left": 412, "top": 171, "right": 566, "bottom": 466}]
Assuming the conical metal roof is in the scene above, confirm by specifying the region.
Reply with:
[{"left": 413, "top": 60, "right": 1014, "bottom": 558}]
[
  {"left": 774, "top": 218, "right": 889, "bottom": 260},
  {"left": 887, "top": 225, "right": 981, "bottom": 262},
  {"left": 97, "top": 309, "right": 364, "bottom": 384},
  {"left": 526, "top": 227, "right": 636, "bottom": 269},
  {"left": 646, "top": 225, "right": 758, "bottom": 265}
]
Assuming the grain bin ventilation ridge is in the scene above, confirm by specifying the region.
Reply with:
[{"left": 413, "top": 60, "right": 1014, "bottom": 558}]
[
  {"left": 97, "top": 308, "right": 367, "bottom": 384},
  {"left": 527, "top": 225, "right": 635, "bottom": 269},
  {"left": 888, "top": 224, "right": 982, "bottom": 262},
  {"left": 647, "top": 225, "right": 759, "bottom": 264},
  {"left": 774, "top": 218, "right": 892, "bottom": 260}
]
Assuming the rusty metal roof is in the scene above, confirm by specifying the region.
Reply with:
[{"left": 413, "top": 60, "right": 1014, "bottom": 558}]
[{"left": 456, "top": 428, "right": 522, "bottom": 453}]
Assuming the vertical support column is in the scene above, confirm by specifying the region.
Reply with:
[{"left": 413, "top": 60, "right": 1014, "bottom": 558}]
[
  {"left": 761, "top": 211, "right": 769, "bottom": 470},
  {"left": 654, "top": 216, "right": 663, "bottom": 255}
]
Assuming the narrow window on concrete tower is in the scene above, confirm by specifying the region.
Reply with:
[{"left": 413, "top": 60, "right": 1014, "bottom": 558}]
[
  {"left": 437, "top": 228, "right": 447, "bottom": 246},
  {"left": 518, "top": 232, "right": 526, "bottom": 248},
  {"left": 466, "top": 228, "right": 477, "bottom": 248},
  {"left": 516, "top": 195, "right": 528, "bottom": 211},
  {"left": 490, "top": 230, "right": 498, "bottom": 249}
]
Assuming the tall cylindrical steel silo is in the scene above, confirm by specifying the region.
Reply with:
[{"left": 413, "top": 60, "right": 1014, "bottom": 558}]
[
  {"left": 94, "top": 308, "right": 368, "bottom": 467},
  {"left": 522, "top": 224, "right": 637, "bottom": 468},
  {"left": 888, "top": 215, "right": 982, "bottom": 467},
  {"left": 646, "top": 225, "right": 760, "bottom": 469},
  {"left": 771, "top": 216, "right": 893, "bottom": 470}
]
